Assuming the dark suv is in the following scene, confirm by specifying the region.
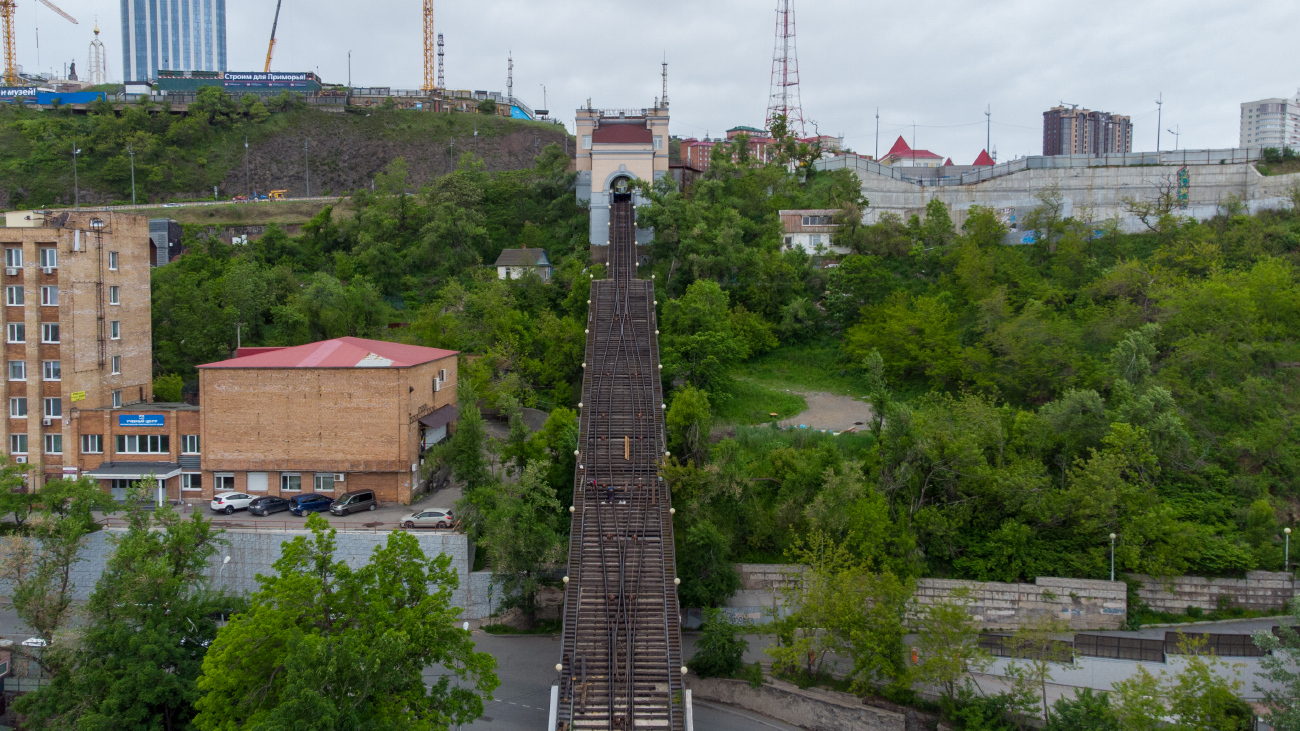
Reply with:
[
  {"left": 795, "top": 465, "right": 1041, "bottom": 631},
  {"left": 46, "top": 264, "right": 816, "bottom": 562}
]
[
  {"left": 288, "top": 493, "right": 334, "bottom": 516},
  {"left": 329, "top": 490, "right": 377, "bottom": 516}
]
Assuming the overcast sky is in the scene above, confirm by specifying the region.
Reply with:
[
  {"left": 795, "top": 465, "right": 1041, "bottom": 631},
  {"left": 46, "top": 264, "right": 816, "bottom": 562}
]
[{"left": 14, "top": 0, "right": 1300, "bottom": 163}]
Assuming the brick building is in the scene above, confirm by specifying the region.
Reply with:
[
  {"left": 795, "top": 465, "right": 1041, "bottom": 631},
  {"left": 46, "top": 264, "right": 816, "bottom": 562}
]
[
  {"left": 197, "top": 337, "right": 458, "bottom": 505},
  {"left": 0, "top": 211, "right": 154, "bottom": 488},
  {"left": 1043, "top": 106, "right": 1133, "bottom": 156},
  {"left": 78, "top": 403, "right": 202, "bottom": 504}
]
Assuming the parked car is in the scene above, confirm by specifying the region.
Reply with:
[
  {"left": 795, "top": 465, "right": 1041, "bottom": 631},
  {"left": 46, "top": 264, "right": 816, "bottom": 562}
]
[
  {"left": 210, "top": 492, "right": 254, "bottom": 515},
  {"left": 249, "top": 496, "right": 290, "bottom": 516},
  {"left": 288, "top": 493, "right": 334, "bottom": 516},
  {"left": 329, "top": 490, "right": 377, "bottom": 516},
  {"left": 402, "top": 507, "right": 454, "bottom": 529}
]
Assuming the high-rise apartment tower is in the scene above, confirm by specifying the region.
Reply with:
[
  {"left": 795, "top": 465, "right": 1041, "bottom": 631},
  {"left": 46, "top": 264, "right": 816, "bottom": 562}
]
[
  {"left": 1043, "top": 106, "right": 1132, "bottom": 156},
  {"left": 120, "top": 0, "right": 227, "bottom": 82},
  {"left": 1240, "top": 90, "right": 1300, "bottom": 149}
]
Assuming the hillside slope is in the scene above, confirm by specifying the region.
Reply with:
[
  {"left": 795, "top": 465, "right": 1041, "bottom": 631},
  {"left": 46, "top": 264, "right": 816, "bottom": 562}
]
[{"left": 0, "top": 98, "right": 569, "bottom": 209}]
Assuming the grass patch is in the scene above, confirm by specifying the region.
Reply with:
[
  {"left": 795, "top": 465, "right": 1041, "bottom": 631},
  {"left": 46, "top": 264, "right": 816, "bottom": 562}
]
[
  {"left": 481, "top": 618, "right": 562, "bottom": 635},
  {"left": 713, "top": 379, "right": 806, "bottom": 426},
  {"left": 1257, "top": 160, "right": 1300, "bottom": 177},
  {"left": 1130, "top": 605, "right": 1289, "bottom": 627},
  {"left": 136, "top": 199, "right": 352, "bottom": 226},
  {"left": 734, "top": 342, "right": 868, "bottom": 398}
]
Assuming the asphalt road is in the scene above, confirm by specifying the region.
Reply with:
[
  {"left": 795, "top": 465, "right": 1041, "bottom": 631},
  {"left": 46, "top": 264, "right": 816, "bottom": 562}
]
[{"left": 448, "top": 633, "right": 801, "bottom": 731}]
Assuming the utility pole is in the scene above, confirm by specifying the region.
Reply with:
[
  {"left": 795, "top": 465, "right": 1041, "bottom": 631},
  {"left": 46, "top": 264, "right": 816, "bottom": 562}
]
[
  {"left": 127, "top": 146, "right": 136, "bottom": 206},
  {"left": 986, "top": 104, "right": 991, "bottom": 155},
  {"left": 244, "top": 136, "right": 250, "bottom": 198},
  {"left": 347, "top": 50, "right": 351, "bottom": 88},
  {"left": 303, "top": 139, "right": 310, "bottom": 197},
  {"left": 1155, "top": 93, "right": 1163, "bottom": 152},
  {"left": 874, "top": 107, "right": 879, "bottom": 160}
]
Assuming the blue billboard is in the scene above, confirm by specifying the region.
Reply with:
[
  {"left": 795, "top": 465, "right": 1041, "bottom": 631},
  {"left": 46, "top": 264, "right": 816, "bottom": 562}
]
[
  {"left": 119, "top": 414, "right": 166, "bottom": 428},
  {"left": 0, "top": 87, "right": 39, "bottom": 99}
]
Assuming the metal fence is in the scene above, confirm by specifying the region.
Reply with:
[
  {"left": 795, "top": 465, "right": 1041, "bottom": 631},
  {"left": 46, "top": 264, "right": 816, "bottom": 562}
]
[
  {"left": 979, "top": 633, "right": 1075, "bottom": 661},
  {"left": 1165, "top": 631, "right": 1273, "bottom": 658},
  {"left": 819, "top": 147, "right": 1265, "bottom": 188},
  {"left": 1074, "top": 634, "right": 1166, "bottom": 662},
  {"left": 94, "top": 516, "right": 461, "bottom": 534}
]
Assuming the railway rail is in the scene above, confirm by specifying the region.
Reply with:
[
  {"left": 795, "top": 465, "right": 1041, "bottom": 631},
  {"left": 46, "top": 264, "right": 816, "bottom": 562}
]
[{"left": 554, "top": 190, "right": 686, "bottom": 730}]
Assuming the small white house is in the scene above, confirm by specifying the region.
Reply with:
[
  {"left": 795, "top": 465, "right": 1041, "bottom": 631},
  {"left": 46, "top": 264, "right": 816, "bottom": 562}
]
[
  {"left": 779, "top": 209, "right": 852, "bottom": 257},
  {"left": 494, "top": 248, "right": 553, "bottom": 282}
]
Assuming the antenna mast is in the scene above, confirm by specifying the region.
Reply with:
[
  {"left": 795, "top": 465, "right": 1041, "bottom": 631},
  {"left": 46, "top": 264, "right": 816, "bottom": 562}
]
[
  {"left": 766, "top": 0, "right": 806, "bottom": 136},
  {"left": 661, "top": 57, "right": 669, "bottom": 108},
  {"left": 436, "top": 33, "right": 444, "bottom": 90},
  {"left": 507, "top": 52, "right": 513, "bottom": 106}
]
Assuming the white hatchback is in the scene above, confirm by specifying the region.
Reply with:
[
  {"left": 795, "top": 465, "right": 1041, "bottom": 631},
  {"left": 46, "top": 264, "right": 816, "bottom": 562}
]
[
  {"left": 402, "top": 507, "right": 455, "bottom": 529},
  {"left": 210, "top": 492, "right": 254, "bottom": 515}
]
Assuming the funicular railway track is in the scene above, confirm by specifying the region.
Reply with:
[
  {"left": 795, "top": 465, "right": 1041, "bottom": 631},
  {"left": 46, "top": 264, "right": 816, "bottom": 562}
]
[{"left": 555, "top": 191, "right": 685, "bottom": 730}]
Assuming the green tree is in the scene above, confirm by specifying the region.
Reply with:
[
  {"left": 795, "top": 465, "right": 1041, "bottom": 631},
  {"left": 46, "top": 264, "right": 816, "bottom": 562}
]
[
  {"left": 913, "top": 588, "right": 991, "bottom": 703},
  {"left": 666, "top": 385, "right": 713, "bottom": 466},
  {"left": 15, "top": 491, "right": 236, "bottom": 730},
  {"left": 687, "top": 609, "right": 749, "bottom": 678},
  {"left": 450, "top": 380, "right": 492, "bottom": 492},
  {"left": 676, "top": 520, "right": 741, "bottom": 608},
  {"left": 0, "top": 453, "right": 37, "bottom": 526},
  {"left": 1111, "top": 635, "right": 1251, "bottom": 731},
  {"left": 1045, "top": 688, "right": 1120, "bottom": 731},
  {"left": 478, "top": 461, "right": 564, "bottom": 621},
  {"left": 660, "top": 279, "right": 745, "bottom": 392},
  {"left": 194, "top": 514, "right": 499, "bottom": 730},
  {"left": 477, "top": 98, "right": 497, "bottom": 115},
  {"left": 153, "top": 372, "right": 184, "bottom": 402},
  {"left": 1002, "top": 615, "right": 1076, "bottom": 723},
  {"left": 1253, "top": 600, "right": 1300, "bottom": 731}
]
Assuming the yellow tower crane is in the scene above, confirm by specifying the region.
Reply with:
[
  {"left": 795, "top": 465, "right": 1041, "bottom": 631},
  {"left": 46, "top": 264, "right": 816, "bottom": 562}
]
[
  {"left": 263, "top": 0, "right": 283, "bottom": 73},
  {"left": 421, "top": 0, "right": 434, "bottom": 92},
  {"left": 2, "top": 0, "right": 78, "bottom": 87}
]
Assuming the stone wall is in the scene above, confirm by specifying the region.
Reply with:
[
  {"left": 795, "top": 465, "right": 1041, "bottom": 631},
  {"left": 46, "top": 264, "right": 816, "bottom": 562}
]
[
  {"left": 1131, "top": 571, "right": 1295, "bottom": 614},
  {"left": 914, "top": 576, "right": 1128, "bottom": 631},
  {"left": 685, "top": 676, "right": 905, "bottom": 731}
]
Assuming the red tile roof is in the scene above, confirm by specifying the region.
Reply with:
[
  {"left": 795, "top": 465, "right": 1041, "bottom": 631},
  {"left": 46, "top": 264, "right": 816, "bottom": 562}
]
[
  {"left": 972, "top": 149, "right": 996, "bottom": 166},
  {"left": 592, "top": 122, "right": 653, "bottom": 144},
  {"left": 200, "top": 337, "right": 457, "bottom": 369}
]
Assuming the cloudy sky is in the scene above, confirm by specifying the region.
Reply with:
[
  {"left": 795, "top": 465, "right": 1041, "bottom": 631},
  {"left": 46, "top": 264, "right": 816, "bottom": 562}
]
[{"left": 13, "top": 0, "right": 1299, "bottom": 163}]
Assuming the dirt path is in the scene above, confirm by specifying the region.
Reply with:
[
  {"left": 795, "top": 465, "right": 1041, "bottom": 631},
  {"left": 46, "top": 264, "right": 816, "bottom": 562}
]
[{"left": 777, "top": 391, "right": 874, "bottom": 433}]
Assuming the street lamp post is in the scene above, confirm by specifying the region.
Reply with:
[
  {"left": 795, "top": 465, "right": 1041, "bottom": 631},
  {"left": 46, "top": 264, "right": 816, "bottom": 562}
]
[
  {"left": 1286, "top": 528, "right": 1292, "bottom": 572},
  {"left": 1109, "top": 533, "right": 1117, "bottom": 582},
  {"left": 304, "top": 140, "right": 310, "bottom": 197},
  {"left": 72, "top": 142, "right": 82, "bottom": 210},
  {"left": 127, "top": 146, "right": 136, "bottom": 206}
]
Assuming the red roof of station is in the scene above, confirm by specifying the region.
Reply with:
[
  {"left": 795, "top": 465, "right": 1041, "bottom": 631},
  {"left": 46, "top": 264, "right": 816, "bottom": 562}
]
[
  {"left": 944, "top": 158, "right": 954, "bottom": 166},
  {"left": 592, "top": 122, "right": 653, "bottom": 144},
  {"left": 200, "top": 337, "right": 458, "bottom": 369},
  {"left": 883, "top": 135, "right": 942, "bottom": 160},
  {"left": 972, "top": 149, "right": 996, "bottom": 166}
]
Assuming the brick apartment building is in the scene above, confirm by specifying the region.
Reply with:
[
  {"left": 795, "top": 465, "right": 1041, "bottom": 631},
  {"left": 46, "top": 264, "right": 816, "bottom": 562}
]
[
  {"left": 78, "top": 403, "right": 202, "bottom": 504},
  {"left": 0, "top": 211, "right": 154, "bottom": 488},
  {"left": 1043, "top": 105, "right": 1133, "bottom": 156},
  {"left": 197, "top": 337, "right": 458, "bottom": 505}
]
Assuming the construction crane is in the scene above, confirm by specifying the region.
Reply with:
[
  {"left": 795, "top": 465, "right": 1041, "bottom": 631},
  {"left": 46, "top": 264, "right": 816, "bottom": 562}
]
[
  {"left": 263, "top": 0, "right": 283, "bottom": 73},
  {"left": 421, "top": 0, "right": 434, "bottom": 91},
  {"left": 2, "top": 0, "right": 78, "bottom": 87}
]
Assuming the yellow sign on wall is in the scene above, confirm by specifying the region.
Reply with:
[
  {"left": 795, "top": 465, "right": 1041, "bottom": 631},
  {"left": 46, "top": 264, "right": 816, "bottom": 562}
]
[{"left": 70, "top": 391, "right": 86, "bottom": 402}]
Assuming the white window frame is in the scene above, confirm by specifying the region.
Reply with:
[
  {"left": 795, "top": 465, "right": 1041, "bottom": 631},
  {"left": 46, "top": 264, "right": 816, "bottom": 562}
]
[
  {"left": 182, "top": 435, "right": 200, "bottom": 454},
  {"left": 109, "top": 251, "right": 119, "bottom": 271},
  {"left": 5, "top": 285, "right": 23, "bottom": 306},
  {"left": 115, "top": 434, "right": 169, "bottom": 454},
  {"left": 181, "top": 473, "right": 202, "bottom": 491},
  {"left": 280, "top": 473, "right": 302, "bottom": 492},
  {"left": 108, "top": 286, "right": 120, "bottom": 305},
  {"left": 41, "top": 323, "right": 59, "bottom": 344},
  {"left": 42, "top": 360, "right": 60, "bottom": 381},
  {"left": 8, "top": 361, "right": 24, "bottom": 381},
  {"left": 111, "top": 355, "right": 121, "bottom": 375},
  {"left": 314, "top": 473, "right": 335, "bottom": 492},
  {"left": 581, "top": 135, "right": 592, "bottom": 150},
  {"left": 112, "top": 390, "right": 122, "bottom": 408},
  {"left": 44, "top": 433, "right": 62, "bottom": 454},
  {"left": 10, "top": 433, "right": 27, "bottom": 454},
  {"left": 81, "top": 434, "right": 103, "bottom": 454},
  {"left": 9, "top": 397, "right": 25, "bottom": 418},
  {"left": 216, "top": 473, "right": 236, "bottom": 492},
  {"left": 38, "top": 248, "right": 57, "bottom": 269},
  {"left": 4, "top": 248, "right": 21, "bottom": 268},
  {"left": 110, "top": 320, "right": 121, "bottom": 339},
  {"left": 7, "top": 323, "right": 24, "bottom": 343},
  {"left": 40, "top": 286, "right": 58, "bottom": 306},
  {"left": 43, "top": 397, "right": 61, "bottom": 418}
]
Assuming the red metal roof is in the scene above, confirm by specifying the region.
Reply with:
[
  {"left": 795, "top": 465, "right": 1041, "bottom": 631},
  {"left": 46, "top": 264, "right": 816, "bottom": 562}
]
[
  {"left": 886, "top": 135, "right": 912, "bottom": 156},
  {"left": 972, "top": 149, "right": 996, "bottom": 166},
  {"left": 200, "top": 337, "right": 458, "bottom": 369},
  {"left": 236, "top": 346, "right": 286, "bottom": 358},
  {"left": 944, "top": 158, "right": 954, "bottom": 166},
  {"left": 592, "top": 122, "right": 653, "bottom": 144}
]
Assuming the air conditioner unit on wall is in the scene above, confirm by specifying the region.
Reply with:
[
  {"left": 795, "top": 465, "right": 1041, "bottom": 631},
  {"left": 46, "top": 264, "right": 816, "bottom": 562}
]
[
  {"left": 14, "top": 456, "right": 27, "bottom": 463},
  {"left": 5, "top": 268, "right": 16, "bottom": 276},
  {"left": 41, "top": 267, "right": 53, "bottom": 275},
  {"left": 334, "top": 473, "right": 345, "bottom": 482},
  {"left": 42, "top": 417, "right": 52, "bottom": 426}
]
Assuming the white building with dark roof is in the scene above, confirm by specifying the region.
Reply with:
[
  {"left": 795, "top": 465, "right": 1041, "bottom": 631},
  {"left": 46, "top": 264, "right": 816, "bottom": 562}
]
[{"left": 494, "top": 248, "right": 553, "bottom": 282}]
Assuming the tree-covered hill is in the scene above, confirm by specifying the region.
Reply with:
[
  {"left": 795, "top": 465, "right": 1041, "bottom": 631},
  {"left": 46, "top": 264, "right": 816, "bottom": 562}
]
[{"left": 0, "top": 89, "right": 567, "bottom": 209}]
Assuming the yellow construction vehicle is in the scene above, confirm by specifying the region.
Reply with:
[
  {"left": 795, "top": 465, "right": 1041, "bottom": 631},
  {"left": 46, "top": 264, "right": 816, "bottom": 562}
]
[{"left": 268, "top": 190, "right": 289, "bottom": 201}]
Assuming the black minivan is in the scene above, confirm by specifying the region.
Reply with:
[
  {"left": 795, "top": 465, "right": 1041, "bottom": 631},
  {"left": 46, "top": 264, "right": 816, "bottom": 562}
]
[{"left": 329, "top": 490, "right": 377, "bottom": 515}]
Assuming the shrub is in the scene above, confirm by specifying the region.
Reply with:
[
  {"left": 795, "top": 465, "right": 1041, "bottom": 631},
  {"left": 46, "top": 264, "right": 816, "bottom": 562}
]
[{"left": 687, "top": 609, "right": 747, "bottom": 678}]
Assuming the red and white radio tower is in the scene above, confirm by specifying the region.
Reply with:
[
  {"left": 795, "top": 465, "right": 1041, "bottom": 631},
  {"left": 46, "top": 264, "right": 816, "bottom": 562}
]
[{"left": 766, "top": 0, "right": 806, "bottom": 137}]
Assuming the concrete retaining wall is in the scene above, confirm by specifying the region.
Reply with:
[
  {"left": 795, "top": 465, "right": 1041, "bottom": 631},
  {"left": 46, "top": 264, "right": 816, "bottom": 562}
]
[
  {"left": 914, "top": 576, "right": 1128, "bottom": 631},
  {"left": 2, "top": 527, "right": 492, "bottom": 616},
  {"left": 685, "top": 676, "right": 905, "bottom": 731},
  {"left": 1131, "top": 571, "right": 1295, "bottom": 614}
]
